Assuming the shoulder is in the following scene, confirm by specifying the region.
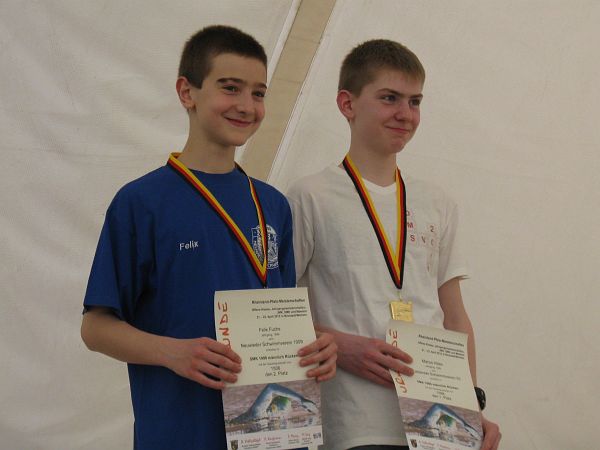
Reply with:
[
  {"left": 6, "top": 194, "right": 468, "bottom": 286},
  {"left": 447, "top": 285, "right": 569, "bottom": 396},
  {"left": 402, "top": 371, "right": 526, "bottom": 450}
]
[
  {"left": 106, "top": 166, "right": 175, "bottom": 218},
  {"left": 115, "top": 166, "right": 173, "bottom": 199},
  {"left": 250, "top": 177, "right": 292, "bottom": 215},
  {"left": 286, "top": 166, "right": 340, "bottom": 201},
  {"left": 251, "top": 177, "right": 287, "bottom": 200},
  {"left": 403, "top": 174, "right": 458, "bottom": 210}
]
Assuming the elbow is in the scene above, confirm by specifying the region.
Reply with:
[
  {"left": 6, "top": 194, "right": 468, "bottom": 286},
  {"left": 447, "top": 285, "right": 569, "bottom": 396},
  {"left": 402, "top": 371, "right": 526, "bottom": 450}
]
[
  {"left": 81, "top": 308, "right": 107, "bottom": 352},
  {"left": 80, "top": 315, "right": 96, "bottom": 351}
]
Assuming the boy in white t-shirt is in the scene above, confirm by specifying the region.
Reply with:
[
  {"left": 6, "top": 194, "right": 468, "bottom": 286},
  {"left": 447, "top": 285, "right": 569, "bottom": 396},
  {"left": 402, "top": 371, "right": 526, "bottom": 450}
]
[{"left": 287, "top": 39, "right": 501, "bottom": 450}]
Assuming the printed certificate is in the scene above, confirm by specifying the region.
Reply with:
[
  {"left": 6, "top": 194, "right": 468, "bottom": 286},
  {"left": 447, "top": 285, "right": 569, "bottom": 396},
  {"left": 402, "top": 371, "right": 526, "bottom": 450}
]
[
  {"left": 387, "top": 320, "right": 483, "bottom": 450},
  {"left": 215, "top": 287, "right": 323, "bottom": 450}
]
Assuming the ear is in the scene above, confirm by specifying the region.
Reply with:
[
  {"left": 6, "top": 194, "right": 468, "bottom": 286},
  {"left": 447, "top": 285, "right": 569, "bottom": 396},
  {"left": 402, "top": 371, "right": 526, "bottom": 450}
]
[
  {"left": 336, "top": 90, "right": 355, "bottom": 120},
  {"left": 176, "top": 77, "right": 195, "bottom": 110}
]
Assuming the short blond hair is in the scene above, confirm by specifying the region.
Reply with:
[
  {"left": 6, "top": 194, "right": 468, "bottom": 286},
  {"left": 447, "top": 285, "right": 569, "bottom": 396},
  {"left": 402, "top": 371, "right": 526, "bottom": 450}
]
[{"left": 339, "top": 39, "right": 425, "bottom": 95}]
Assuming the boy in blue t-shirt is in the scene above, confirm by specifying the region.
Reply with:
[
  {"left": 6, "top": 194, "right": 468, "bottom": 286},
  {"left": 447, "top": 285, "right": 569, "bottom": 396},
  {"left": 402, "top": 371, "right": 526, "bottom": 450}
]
[{"left": 81, "top": 25, "right": 336, "bottom": 449}]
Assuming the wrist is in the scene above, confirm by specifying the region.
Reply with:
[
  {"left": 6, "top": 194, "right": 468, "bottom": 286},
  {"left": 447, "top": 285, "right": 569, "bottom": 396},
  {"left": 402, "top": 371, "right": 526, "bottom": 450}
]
[{"left": 156, "top": 336, "right": 181, "bottom": 370}]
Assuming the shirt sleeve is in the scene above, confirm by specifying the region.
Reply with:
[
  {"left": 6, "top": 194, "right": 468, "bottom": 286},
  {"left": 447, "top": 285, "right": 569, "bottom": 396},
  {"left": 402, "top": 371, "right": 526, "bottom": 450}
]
[
  {"left": 437, "top": 197, "right": 469, "bottom": 287},
  {"left": 277, "top": 197, "right": 297, "bottom": 288},
  {"left": 83, "top": 191, "right": 152, "bottom": 321},
  {"left": 286, "top": 182, "right": 315, "bottom": 283}
]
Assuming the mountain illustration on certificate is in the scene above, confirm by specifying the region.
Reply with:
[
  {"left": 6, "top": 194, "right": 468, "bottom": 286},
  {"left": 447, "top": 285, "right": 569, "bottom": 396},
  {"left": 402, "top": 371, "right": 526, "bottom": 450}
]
[
  {"left": 224, "top": 381, "right": 321, "bottom": 435},
  {"left": 399, "top": 398, "right": 483, "bottom": 447}
]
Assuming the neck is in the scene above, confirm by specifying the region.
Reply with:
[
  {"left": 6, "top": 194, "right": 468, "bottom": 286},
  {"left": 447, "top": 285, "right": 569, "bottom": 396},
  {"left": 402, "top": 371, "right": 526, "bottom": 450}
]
[
  {"left": 347, "top": 147, "right": 398, "bottom": 186},
  {"left": 178, "top": 137, "right": 236, "bottom": 174}
]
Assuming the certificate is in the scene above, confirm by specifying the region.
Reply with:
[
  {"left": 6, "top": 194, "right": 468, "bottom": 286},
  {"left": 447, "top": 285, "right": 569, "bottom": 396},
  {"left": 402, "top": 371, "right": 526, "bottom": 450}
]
[
  {"left": 387, "top": 320, "right": 483, "bottom": 450},
  {"left": 215, "top": 287, "right": 323, "bottom": 450}
]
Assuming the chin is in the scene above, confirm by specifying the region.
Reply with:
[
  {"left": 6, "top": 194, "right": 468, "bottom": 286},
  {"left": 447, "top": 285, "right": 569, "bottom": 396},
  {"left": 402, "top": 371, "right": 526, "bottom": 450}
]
[
  {"left": 231, "top": 138, "right": 251, "bottom": 148},
  {"left": 391, "top": 142, "right": 409, "bottom": 153},
  {"left": 220, "top": 134, "right": 252, "bottom": 148}
]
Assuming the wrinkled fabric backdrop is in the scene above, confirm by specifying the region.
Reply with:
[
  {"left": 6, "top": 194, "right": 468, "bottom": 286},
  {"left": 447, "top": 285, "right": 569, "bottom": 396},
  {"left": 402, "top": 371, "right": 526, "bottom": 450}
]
[{"left": 1, "top": 1, "right": 598, "bottom": 448}]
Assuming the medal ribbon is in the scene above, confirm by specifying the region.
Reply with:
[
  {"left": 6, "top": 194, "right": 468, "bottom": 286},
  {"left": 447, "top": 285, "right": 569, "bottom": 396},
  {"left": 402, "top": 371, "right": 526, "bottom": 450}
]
[
  {"left": 342, "top": 154, "right": 407, "bottom": 289},
  {"left": 167, "top": 152, "right": 268, "bottom": 286}
]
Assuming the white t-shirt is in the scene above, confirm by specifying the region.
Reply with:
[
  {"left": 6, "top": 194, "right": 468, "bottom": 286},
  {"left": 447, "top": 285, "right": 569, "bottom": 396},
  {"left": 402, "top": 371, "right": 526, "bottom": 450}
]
[{"left": 286, "top": 165, "right": 469, "bottom": 449}]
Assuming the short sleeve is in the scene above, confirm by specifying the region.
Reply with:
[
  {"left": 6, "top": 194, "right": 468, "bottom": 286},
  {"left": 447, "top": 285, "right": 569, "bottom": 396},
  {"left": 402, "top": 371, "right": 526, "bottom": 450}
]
[
  {"left": 437, "top": 199, "right": 469, "bottom": 287},
  {"left": 83, "top": 193, "right": 152, "bottom": 321},
  {"left": 286, "top": 181, "right": 315, "bottom": 283},
  {"left": 277, "top": 198, "right": 297, "bottom": 288}
]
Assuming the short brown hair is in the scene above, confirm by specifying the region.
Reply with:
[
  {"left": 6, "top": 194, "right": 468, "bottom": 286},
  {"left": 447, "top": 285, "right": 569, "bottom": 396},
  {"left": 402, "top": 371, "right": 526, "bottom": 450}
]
[
  {"left": 178, "top": 25, "right": 267, "bottom": 88},
  {"left": 338, "top": 39, "right": 425, "bottom": 95}
]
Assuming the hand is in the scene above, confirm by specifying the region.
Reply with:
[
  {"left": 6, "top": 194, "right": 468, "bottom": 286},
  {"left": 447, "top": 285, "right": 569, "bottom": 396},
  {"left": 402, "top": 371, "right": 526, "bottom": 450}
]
[
  {"left": 163, "top": 337, "right": 242, "bottom": 390},
  {"left": 480, "top": 415, "right": 501, "bottom": 450},
  {"left": 335, "top": 331, "right": 413, "bottom": 388},
  {"left": 297, "top": 331, "right": 337, "bottom": 382}
]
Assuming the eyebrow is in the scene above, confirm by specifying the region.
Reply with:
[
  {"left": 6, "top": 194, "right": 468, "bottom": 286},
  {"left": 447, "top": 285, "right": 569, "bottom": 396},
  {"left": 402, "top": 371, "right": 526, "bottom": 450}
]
[
  {"left": 377, "top": 88, "right": 423, "bottom": 99},
  {"left": 217, "top": 77, "right": 267, "bottom": 90}
]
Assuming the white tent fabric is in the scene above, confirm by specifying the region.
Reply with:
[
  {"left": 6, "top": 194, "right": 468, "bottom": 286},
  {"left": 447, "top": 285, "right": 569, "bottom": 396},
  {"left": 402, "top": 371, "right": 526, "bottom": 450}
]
[
  {"left": 1, "top": 0, "right": 599, "bottom": 449},
  {"left": 0, "top": 1, "right": 295, "bottom": 448},
  {"left": 270, "top": 1, "right": 600, "bottom": 449}
]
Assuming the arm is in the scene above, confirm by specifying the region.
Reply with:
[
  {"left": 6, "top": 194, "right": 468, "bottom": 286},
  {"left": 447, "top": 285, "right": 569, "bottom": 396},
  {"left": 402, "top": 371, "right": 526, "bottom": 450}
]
[
  {"left": 439, "top": 277, "right": 477, "bottom": 384},
  {"left": 439, "top": 278, "right": 501, "bottom": 450},
  {"left": 81, "top": 307, "right": 241, "bottom": 390}
]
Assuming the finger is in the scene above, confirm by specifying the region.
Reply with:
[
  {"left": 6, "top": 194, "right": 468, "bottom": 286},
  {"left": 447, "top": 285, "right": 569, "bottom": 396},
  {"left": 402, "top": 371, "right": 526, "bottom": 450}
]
[
  {"left": 363, "top": 368, "right": 396, "bottom": 389},
  {"left": 204, "top": 339, "right": 242, "bottom": 363},
  {"left": 316, "top": 366, "right": 336, "bottom": 382},
  {"left": 380, "top": 342, "right": 413, "bottom": 364},
  {"left": 186, "top": 370, "right": 227, "bottom": 390},
  {"left": 372, "top": 351, "right": 414, "bottom": 376},
  {"left": 297, "top": 333, "right": 332, "bottom": 357},
  {"left": 364, "top": 359, "right": 396, "bottom": 385},
  {"left": 299, "top": 341, "right": 337, "bottom": 367},
  {"left": 306, "top": 354, "right": 337, "bottom": 379},
  {"left": 195, "top": 359, "right": 239, "bottom": 384},
  {"left": 198, "top": 349, "right": 243, "bottom": 373}
]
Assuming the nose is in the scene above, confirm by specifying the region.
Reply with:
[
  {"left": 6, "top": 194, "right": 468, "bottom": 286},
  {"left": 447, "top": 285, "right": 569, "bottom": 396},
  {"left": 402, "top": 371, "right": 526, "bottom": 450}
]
[
  {"left": 394, "top": 101, "right": 412, "bottom": 121},
  {"left": 236, "top": 91, "right": 254, "bottom": 115}
]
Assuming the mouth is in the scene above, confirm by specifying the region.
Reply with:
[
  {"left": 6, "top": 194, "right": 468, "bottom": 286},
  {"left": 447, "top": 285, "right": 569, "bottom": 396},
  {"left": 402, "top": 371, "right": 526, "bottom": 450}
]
[
  {"left": 386, "top": 126, "right": 411, "bottom": 135},
  {"left": 225, "top": 117, "right": 254, "bottom": 128}
]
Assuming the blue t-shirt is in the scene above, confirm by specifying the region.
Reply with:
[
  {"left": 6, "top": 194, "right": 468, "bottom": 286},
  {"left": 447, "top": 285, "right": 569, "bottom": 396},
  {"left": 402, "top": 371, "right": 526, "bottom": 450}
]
[{"left": 84, "top": 164, "right": 296, "bottom": 449}]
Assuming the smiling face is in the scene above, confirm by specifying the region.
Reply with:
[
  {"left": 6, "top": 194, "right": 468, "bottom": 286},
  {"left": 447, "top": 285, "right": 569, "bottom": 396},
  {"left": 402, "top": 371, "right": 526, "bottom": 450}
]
[
  {"left": 341, "top": 68, "right": 423, "bottom": 156},
  {"left": 183, "top": 53, "right": 267, "bottom": 151}
]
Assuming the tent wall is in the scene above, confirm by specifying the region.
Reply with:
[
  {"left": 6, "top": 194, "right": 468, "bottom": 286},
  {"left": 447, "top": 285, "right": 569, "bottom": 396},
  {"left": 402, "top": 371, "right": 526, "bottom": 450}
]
[{"left": 1, "top": 1, "right": 598, "bottom": 448}]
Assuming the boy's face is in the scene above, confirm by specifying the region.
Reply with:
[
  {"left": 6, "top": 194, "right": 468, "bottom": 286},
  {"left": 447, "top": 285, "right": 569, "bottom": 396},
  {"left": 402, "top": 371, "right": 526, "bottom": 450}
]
[
  {"left": 343, "top": 69, "right": 423, "bottom": 155},
  {"left": 185, "top": 53, "right": 267, "bottom": 150}
]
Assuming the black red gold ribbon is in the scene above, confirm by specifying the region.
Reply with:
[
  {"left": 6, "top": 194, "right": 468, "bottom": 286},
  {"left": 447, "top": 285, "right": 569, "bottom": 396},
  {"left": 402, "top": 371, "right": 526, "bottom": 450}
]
[
  {"left": 167, "top": 152, "right": 268, "bottom": 286},
  {"left": 342, "top": 154, "right": 407, "bottom": 289}
]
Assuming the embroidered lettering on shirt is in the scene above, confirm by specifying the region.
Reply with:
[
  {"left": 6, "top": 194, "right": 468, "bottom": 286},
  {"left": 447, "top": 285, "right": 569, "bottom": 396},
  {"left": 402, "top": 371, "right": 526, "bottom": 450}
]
[{"left": 179, "top": 240, "right": 199, "bottom": 251}]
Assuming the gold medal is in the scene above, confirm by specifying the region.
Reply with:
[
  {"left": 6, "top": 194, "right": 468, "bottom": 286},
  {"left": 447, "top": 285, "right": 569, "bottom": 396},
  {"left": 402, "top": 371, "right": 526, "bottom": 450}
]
[{"left": 390, "top": 299, "right": 413, "bottom": 322}]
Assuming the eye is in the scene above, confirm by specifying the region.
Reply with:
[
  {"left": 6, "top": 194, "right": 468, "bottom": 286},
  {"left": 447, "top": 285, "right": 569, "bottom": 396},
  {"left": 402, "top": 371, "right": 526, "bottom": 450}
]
[
  {"left": 253, "top": 90, "right": 266, "bottom": 99},
  {"left": 381, "top": 94, "right": 397, "bottom": 103},
  {"left": 222, "top": 85, "right": 239, "bottom": 93},
  {"left": 409, "top": 97, "right": 422, "bottom": 107}
]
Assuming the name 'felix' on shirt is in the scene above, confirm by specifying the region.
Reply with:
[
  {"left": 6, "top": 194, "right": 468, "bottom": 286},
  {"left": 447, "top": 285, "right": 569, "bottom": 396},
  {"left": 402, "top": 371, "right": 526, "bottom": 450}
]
[{"left": 179, "top": 240, "right": 199, "bottom": 251}]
